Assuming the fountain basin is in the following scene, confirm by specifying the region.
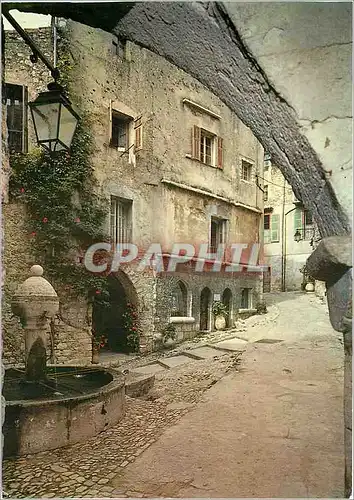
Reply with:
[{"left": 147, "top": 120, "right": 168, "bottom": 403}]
[{"left": 3, "top": 366, "right": 125, "bottom": 458}]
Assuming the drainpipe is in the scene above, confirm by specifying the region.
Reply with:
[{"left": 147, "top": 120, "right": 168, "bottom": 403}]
[{"left": 282, "top": 205, "right": 298, "bottom": 292}]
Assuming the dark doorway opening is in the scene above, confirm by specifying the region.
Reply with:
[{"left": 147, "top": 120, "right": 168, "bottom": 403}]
[
  {"left": 200, "top": 287, "right": 211, "bottom": 331},
  {"left": 222, "top": 288, "right": 232, "bottom": 328},
  {"left": 263, "top": 266, "right": 271, "bottom": 293},
  {"left": 92, "top": 272, "right": 138, "bottom": 353}
]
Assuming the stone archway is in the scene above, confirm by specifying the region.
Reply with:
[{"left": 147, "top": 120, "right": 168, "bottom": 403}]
[{"left": 92, "top": 270, "right": 138, "bottom": 353}]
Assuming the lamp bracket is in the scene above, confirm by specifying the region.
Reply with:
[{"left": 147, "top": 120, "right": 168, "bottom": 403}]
[{"left": 2, "top": 8, "right": 60, "bottom": 81}]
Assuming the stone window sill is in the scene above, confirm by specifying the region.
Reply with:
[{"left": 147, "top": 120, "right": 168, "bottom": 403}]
[{"left": 169, "top": 316, "right": 195, "bottom": 324}]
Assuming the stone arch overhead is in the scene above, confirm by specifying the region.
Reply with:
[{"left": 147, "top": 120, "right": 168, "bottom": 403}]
[{"left": 13, "top": 2, "right": 351, "bottom": 236}]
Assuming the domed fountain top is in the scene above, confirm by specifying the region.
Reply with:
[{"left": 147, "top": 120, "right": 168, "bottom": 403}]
[{"left": 14, "top": 265, "right": 58, "bottom": 298}]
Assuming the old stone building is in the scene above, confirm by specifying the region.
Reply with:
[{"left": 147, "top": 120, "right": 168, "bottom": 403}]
[
  {"left": 3, "top": 17, "right": 264, "bottom": 365},
  {"left": 261, "top": 155, "right": 320, "bottom": 292}
]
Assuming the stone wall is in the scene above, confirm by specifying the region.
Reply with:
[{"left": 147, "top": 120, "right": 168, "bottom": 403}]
[
  {"left": 3, "top": 20, "right": 264, "bottom": 360},
  {"left": 2, "top": 27, "right": 94, "bottom": 366},
  {"left": 64, "top": 20, "right": 264, "bottom": 252}
]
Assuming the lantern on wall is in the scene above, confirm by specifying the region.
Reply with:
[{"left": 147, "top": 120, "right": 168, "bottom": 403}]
[
  {"left": 294, "top": 229, "right": 302, "bottom": 243},
  {"left": 29, "top": 82, "right": 79, "bottom": 152}
]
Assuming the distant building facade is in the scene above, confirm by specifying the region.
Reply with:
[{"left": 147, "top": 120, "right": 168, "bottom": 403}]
[{"left": 261, "top": 155, "right": 320, "bottom": 292}]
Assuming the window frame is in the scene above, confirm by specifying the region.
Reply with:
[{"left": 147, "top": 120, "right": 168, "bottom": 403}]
[
  {"left": 209, "top": 216, "right": 227, "bottom": 253},
  {"left": 191, "top": 125, "right": 223, "bottom": 169},
  {"left": 4, "top": 82, "right": 28, "bottom": 154},
  {"left": 111, "top": 111, "right": 130, "bottom": 150},
  {"left": 110, "top": 196, "right": 133, "bottom": 246},
  {"left": 264, "top": 213, "right": 280, "bottom": 243},
  {"left": 240, "top": 288, "right": 252, "bottom": 309},
  {"left": 240, "top": 158, "right": 253, "bottom": 183}
]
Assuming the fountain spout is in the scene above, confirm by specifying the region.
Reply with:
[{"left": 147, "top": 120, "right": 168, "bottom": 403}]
[{"left": 11, "top": 265, "right": 59, "bottom": 382}]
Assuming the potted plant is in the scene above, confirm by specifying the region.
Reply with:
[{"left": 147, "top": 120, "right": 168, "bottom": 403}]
[
  {"left": 162, "top": 323, "right": 177, "bottom": 348},
  {"left": 92, "top": 333, "right": 107, "bottom": 364},
  {"left": 212, "top": 301, "right": 228, "bottom": 330}
]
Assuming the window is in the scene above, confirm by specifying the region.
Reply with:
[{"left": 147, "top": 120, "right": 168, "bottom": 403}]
[
  {"left": 210, "top": 217, "right": 227, "bottom": 253},
  {"left": 111, "top": 112, "right": 129, "bottom": 149},
  {"left": 264, "top": 185, "right": 268, "bottom": 202},
  {"left": 294, "top": 208, "right": 313, "bottom": 241},
  {"left": 264, "top": 213, "right": 280, "bottom": 243},
  {"left": 241, "top": 288, "right": 252, "bottom": 309},
  {"left": 4, "top": 83, "right": 28, "bottom": 153},
  {"left": 171, "top": 281, "right": 188, "bottom": 316},
  {"left": 110, "top": 197, "right": 132, "bottom": 245},
  {"left": 264, "top": 214, "right": 270, "bottom": 230},
  {"left": 191, "top": 125, "right": 223, "bottom": 168},
  {"left": 241, "top": 159, "right": 253, "bottom": 182}
]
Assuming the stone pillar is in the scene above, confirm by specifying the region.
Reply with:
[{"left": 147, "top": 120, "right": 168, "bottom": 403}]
[
  {"left": 306, "top": 236, "right": 352, "bottom": 497},
  {"left": 11, "top": 265, "right": 59, "bottom": 382}
]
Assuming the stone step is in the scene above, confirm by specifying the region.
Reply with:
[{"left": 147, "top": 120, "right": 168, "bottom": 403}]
[
  {"left": 209, "top": 338, "right": 248, "bottom": 352},
  {"left": 187, "top": 346, "right": 229, "bottom": 359},
  {"left": 131, "top": 363, "right": 167, "bottom": 375},
  {"left": 158, "top": 355, "right": 194, "bottom": 368}
]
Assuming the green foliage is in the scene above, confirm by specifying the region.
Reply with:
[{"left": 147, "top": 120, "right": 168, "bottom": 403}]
[
  {"left": 9, "top": 116, "right": 110, "bottom": 304},
  {"left": 212, "top": 301, "right": 228, "bottom": 317},
  {"left": 122, "top": 303, "right": 141, "bottom": 353},
  {"left": 162, "top": 323, "right": 177, "bottom": 342}
]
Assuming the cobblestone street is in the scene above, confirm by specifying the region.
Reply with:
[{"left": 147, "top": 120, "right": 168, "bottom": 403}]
[
  {"left": 3, "top": 353, "right": 241, "bottom": 498},
  {"left": 3, "top": 292, "right": 345, "bottom": 498}
]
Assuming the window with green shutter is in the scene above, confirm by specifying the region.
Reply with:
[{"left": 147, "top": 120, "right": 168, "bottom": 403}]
[
  {"left": 271, "top": 214, "right": 280, "bottom": 242},
  {"left": 294, "top": 208, "right": 303, "bottom": 233}
]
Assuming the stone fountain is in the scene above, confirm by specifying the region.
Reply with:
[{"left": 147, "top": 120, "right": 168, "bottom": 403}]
[{"left": 3, "top": 265, "right": 126, "bottom": 458}]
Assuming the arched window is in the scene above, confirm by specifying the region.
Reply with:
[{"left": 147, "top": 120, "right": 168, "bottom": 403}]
[{"left": 171, "top": 281, "right": 188, "bottom": 316}]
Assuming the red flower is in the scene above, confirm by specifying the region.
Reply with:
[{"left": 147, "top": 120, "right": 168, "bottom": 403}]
[
  {"left": 132, "top": 327, "right": 137, "bottom": 331},
  {"left": 20, "top": 187, "right": 25, "bottom": 193},
  {"left": 31, "top": 231, "right": 36, "bottom": 237},
  {"left": 42, "top": 217, "right": 48, "bottom": 223},
  {"left": 95, "top": 290, "right": 101, "bottom": 295},
  {"left": 75, "top": 217, "right": 80, "bottom": 223}
]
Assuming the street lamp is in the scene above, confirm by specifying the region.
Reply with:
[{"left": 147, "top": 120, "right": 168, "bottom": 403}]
[
  {"left": 29, "top": 82, "right": 79, "bottom": 153},
  {"left": 2, "top": 9, "right": 80, "bottom": 152},
  {"left": 294, "top": 229, "right": 302, "bottom": 243}
]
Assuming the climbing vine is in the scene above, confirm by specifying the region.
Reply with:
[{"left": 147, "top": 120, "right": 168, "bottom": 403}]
[{"left": 8, "top": 26, "right": 111, "bottom": 307}]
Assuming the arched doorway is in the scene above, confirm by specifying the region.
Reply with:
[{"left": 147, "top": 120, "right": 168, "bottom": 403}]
[
  {"left": 92, "top": 271, "right": 138, "bottom": 353},
  {"left": 171, "top": 280, "right": 188, "bottom": 316},
  {"left": 222, "top": 288, "right": 232, "bottom": 328},
  {"left": 200, "top": 287, "right": 211, "bottom": 331}
]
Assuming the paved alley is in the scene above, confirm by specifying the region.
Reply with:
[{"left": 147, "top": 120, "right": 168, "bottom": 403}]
[{"left": 3, "top": 292, "right": 345, "bottom": 498}]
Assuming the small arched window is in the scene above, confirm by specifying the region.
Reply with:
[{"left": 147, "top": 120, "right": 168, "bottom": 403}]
[{"left": 171, "top": 281, "right": 188, "bottom": 316}]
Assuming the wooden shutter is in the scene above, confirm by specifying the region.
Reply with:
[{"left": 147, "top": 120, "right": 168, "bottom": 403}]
[
  {"left": 134, "top": 115, "right": 142, "bottom": 151},
  {"left": 217, "top": 137, "right": 223, "bottom": 169},
  {"left": 191, "top": 125, "right": 201, "bottom": 160},
  {"left": 294, "top": 208, "right": 303, "bottom": 232},
  {"left": 22, "top": 86, "right": 28, "bottom": 153},
  {"left": 108, "top": 99, "right": 113, "bottom": 145},
  {"left": 271, "top": 214, "right": 280, "bottom": 242}
]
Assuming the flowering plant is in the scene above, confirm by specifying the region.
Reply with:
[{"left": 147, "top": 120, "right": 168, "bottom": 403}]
[
  {"left": 92, "top": 334, "right": 108, "bottom": 350},
  {"left": 122, "top": 302, "right": 140, "bottom": 353}
]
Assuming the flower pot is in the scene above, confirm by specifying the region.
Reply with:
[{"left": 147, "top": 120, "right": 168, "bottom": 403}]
[
  {"left": 305, "top": 282, "right": 315, "bottom": 292},
  {"left": 92, "top": 349, "right": 100, "bottom": 364},
  {"left": 215, "top": 314, "right": 226, "bottom": 330}
]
